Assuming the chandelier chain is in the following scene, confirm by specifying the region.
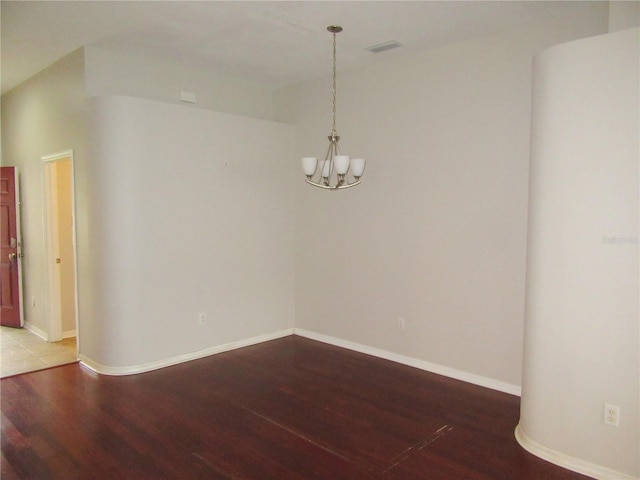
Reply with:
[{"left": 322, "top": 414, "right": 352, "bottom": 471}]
[{"left": 331, "top": 31, "right": 337, "bottom": 137}]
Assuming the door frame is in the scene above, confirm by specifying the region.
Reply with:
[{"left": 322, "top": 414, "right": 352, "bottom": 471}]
[
  {"left": 14, "top": 168, "right": 25, "bottom": 327},
  {"left": 42, "top": 150, "right": 79, "bottom": 345}
]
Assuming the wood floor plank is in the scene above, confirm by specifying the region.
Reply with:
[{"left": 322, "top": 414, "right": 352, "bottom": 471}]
[{"left": 1, "top": 335, "right": 591, "bottom": 479}]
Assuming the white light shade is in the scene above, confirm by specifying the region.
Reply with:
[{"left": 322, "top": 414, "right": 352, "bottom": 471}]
[
  {"left": 321, "top": 160, "right": 332, "bottom": 178},
  {"left": 334, "top": 155, "right": 350, "bottom": 175},
  {"left": 301, "top": 157, "right": 317, "bottom": 176},
  {"left": 350, "top": 158, "right": 366, "bottom": 177}
]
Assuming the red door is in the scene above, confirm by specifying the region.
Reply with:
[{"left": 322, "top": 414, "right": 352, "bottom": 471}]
[{"left": 1, "top": 167, "right": 22, "bottom": 327}]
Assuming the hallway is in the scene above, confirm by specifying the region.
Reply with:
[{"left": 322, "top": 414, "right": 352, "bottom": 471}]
[{"left": 0, "top": 326, "right": 76, "bottom": 378}]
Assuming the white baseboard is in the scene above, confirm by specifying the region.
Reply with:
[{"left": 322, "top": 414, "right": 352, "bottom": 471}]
[
  {"left": 79, "top": 326, "right": 520, "bottom": 396},
  {"left": 515, "top": 424, "right": 638, "bottom": 480},
  {"left": 62, "top": 329, "right": 76, "bottom": 339},
  {"left": 294, "top": 328, "right": 522, "bottom": 396},
  {"left": 24, "top": 323, "right": 48, "bottom": 341},
  {"left": 79, "top": 328, "right": 295, "bottom": 376},
  {"left": 24, "top": 324, "right": 76, "bottom": 342}
]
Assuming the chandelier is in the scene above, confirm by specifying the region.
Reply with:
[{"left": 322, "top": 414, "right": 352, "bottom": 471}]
[{"left": 301, "top": 26, "right": 366, "bottom": 190}]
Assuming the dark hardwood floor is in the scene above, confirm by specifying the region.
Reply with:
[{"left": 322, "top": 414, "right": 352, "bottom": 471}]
[{"left": 1, "top": 335, "right": 590, "bottom": 479}]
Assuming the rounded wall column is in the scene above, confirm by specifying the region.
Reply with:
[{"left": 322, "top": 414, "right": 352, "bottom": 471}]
[{"left": 517, "top": 28, "right": 639, "bottom": 479}]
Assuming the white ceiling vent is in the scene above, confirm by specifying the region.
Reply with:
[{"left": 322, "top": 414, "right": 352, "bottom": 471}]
[{"left": 366, "top": 40, "right": 402, "bottom": 54}]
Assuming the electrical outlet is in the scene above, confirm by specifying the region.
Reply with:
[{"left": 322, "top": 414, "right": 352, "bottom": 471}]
[
  {"left": 398, "top": 317, "right": 406, "bottom": 330},
  {"left": 604, "top": 404, "right": 620, "bottom": 427},
  {"left": 198, "top": 313, "right": 207, "bottom": 326}
]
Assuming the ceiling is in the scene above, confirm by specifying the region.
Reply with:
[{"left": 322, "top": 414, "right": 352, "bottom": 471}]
[{"left": 1, "top": 1, "right": 609, "bottom": 94}]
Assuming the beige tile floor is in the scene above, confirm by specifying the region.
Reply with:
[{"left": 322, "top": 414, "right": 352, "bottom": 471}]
[{"left": 0, "top": 326, "right": 77, "bottom": 378}]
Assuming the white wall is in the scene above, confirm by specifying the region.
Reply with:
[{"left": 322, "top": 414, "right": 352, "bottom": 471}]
[
  {"left": 81, "top": 95, "right": 295, "bottom": 370},
  {"left": 608, "top": 1, "right": 640, "bottom": 32},
  {"left": 517, "top": 28, "right": 639, "bottom": 479},
  {"left": 2, "top": 46, "right": 291, "bottom": 365},
  {"left": 0, "top": 49, "right": 86, "bottom": 339},
  {"left": 84, "top": 46, "right": 274, "bottom": 121},
  {"left": 274, "top": 17, "right": 608, "bottom": 392},
  {"left": 2, "top": 2, "right": 620, "bottom": 395}
]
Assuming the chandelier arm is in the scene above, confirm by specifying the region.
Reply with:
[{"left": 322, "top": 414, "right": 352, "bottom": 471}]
[
  {"left": 316, "top": 141, "right": 333, "bottom": 186},
  {"left": 339, "top": 179, "right": 361, "bottom": 189},
  {"left": 305, "top": 179, "right": 362, "bottom": 190},
  {"left": 325, "top": 141, "right": 334, "bottom": 162}
]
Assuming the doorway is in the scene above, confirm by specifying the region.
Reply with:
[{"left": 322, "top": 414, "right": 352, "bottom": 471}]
[{"left": 42, "top": 151, "right": 79, "bottom": 348}]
